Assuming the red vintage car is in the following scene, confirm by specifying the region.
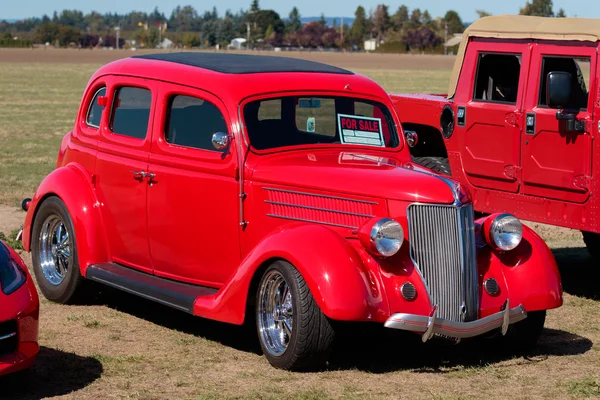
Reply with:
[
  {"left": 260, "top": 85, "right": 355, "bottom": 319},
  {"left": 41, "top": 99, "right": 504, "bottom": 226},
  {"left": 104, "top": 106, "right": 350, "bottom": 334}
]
[
  {"left": 22, "top": 53, "right": 561, "bottom": 370},
  {"left": 392, "top": 15, "right": 600, "bottom": 260},
  {"left": 0, "top": 241, "right": 39, "bottom": 376}
]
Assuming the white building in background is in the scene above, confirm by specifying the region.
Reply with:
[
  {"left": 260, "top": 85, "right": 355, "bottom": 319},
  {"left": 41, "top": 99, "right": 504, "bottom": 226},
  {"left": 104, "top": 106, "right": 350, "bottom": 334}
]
[
  {"left": 230, "top": 38, "right": 247, "bottom": 50},
  {"left": 156, "top": 38, "right": 174, "bottom": 49},
  {"left": 364, "top": 38, "right": 377, "bottom": 51}
]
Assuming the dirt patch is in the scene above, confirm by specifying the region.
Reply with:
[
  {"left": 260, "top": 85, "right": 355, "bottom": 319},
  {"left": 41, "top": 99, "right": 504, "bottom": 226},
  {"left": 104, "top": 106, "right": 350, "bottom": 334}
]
[
  {"left": 0, "top": 204, "right": 25, "bottom": 236},
  {"left": 0, "top": 47, "right": 456, "bottom": 70}
]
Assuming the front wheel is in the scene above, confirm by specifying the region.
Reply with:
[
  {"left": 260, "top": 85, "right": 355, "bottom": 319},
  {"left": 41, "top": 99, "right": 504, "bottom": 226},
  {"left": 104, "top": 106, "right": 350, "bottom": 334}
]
[
  {"left": 504, "top": 310, "right": 546, "bottom": 352},
  {"left": 412, "top": 156, "right": 451, "bottom": 175},
  {"left": 256, "top": 260, "right": 335, "bottom": 370},
  {"left": 582, "top": 231, "right": 599, "bottom": 260},
  {"left": 31, "top": 196, "right": 84, "bottom": 304}
]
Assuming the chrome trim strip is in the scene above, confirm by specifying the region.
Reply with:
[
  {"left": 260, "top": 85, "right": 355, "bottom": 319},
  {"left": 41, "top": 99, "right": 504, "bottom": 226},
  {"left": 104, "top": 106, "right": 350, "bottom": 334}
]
[
  {"left": 384, "top": 304, "right": 527, "bottom": 340},
  {"left": 264, "top": 200, "right": 375, "bottom": 218},
  {"left": 263, "top": 187, "right": 378, "bottom": 205},
  {"left": 0, "top": 332, "right": 17, "bottom": 341},
  {"left": 266, "top": 214, "right": 358, "bottom": 229}
]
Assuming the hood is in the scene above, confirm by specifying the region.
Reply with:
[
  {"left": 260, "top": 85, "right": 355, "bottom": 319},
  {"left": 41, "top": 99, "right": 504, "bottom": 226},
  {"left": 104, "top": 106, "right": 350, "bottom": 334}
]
[{"left": 247, "top": 150, "right": 459, "bottom": 204}]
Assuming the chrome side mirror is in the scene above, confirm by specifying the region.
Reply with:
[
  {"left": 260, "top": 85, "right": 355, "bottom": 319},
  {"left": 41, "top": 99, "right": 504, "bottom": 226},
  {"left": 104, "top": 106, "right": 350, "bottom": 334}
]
[
  {"left": 405, "top": 130, "right": 418, "bottom": 148},
  {"left": 212, "top": 132, "right": 231, "bottom": 151}
]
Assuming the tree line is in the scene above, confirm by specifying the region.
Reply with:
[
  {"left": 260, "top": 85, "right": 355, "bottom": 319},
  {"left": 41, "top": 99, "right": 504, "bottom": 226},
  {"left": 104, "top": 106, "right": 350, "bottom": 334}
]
[{"left": 0, "top": 0, "right": 566, "bottom": 50}]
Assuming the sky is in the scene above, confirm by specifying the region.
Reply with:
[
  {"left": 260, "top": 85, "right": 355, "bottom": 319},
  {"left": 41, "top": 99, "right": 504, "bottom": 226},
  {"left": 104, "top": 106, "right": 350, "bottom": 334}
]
[{"left": 2, "top": 0, "right": 599, "bottom": 23}]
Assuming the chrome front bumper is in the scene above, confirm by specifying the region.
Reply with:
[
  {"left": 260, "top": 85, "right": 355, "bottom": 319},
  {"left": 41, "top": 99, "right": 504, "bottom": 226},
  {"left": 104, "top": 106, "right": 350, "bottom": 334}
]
[{"left": 384, "top": 300, "right": 527, "bottom": 342}]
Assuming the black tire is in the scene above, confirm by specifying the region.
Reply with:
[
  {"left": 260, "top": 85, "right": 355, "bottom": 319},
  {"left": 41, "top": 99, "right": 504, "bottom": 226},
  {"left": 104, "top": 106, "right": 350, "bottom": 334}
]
[
  {"left": 256, "top": 260, "right": 335, "bottom": 371},
  {"left": 504, "top": 310, "right": 546, "bottom": 352},
  {"left": 31, "top": 196, "right": 84, "bottom": 304},
  {"left": 582, "top": 231, "right": 599, "bottom": 259},
  {"left": 412, "top": 156, "right": 451, "bottom": 175}
]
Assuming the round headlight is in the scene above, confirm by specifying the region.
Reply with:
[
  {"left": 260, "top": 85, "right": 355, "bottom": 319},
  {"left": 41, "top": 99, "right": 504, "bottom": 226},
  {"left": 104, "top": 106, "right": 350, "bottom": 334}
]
[
  {"left": 369, "top": 218, "right": 404, "bottom": 257},
  {"left": 489, "top": 214, "right": 522, "bottom": 251}
]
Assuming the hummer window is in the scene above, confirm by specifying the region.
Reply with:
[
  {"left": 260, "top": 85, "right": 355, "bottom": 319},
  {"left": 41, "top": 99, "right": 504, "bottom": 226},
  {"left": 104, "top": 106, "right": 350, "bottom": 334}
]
[
  {"left": 538, "top": 57, "right": 590, "bottom": 110},
  {"left": 86, "top": 87, "right": 106, "bottom": 128},
  {"left": 473, "top": 53, "right": 521, "bottom": 104},
  {"left": 165, "top": 95, "right": 228, "bottom": 152},
  {"left": 110, "top": 87, "right": 152, "bottom": 140},
  {"left": 244, "top": 96, "right": 398, "bottom": 151}
]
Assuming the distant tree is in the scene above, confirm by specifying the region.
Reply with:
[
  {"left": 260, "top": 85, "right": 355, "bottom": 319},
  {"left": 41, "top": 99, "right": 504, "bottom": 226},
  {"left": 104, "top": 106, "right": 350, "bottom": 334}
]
[
  {"left": 201, "top": 20, "right": 218, "bottom": 45},
  {"left": 410, "top": 8, "right": 422, "bottom": 27},
  {"left": 349, "top": 6, "right": 368, "bottom": 46},
  {"left": 403, "top": 26, "right": 441, "bottom": 50},
  {"left": 443, "top": 10, "right": 464, "bottom": 35},
  {"left": 182, "top": 32, "right": 201, "bottom": 47},
  {"left": 169, "top": 6, "right": 200, "bottom": 32},
  {"left": 373, "top": 5, "right": 391, "bottom": 41},
  {"left": 36, "top": 22, "right": 59, "bottom": 44},
  {"left": 556, "top": 8, "right": 566, "bottom": 17},
  {"left": 520, "top": 0, "right": 554, "bottom": 17},
  {"left": 58, "top": 10, "right": 84, "bottom": 29},
  {"left": 217, "top": 17, "right": 235, "bottom": 45},
  {"left": 57, "top": 25, "right": 81, "bottom": 46},
  {"left": 392, "top": 5, "right": 409, "bottom": 30},
  {"left": 146, "top": 26, "right": 160, "bottom": 47},
  {"left": 250, "top": 0, "right": 260, "bottom": 13},
  {"left": 286, "top": 7, "right": 302, "bottom": 32},
  {"left": 319, "top": 13, "right": 327, "bottom": 27},
  {"left": 421, "top": 10, "right": 432, "bottom": 26},
  {"left": 476, "top": 10, "right": 492, "bottom": 18}
]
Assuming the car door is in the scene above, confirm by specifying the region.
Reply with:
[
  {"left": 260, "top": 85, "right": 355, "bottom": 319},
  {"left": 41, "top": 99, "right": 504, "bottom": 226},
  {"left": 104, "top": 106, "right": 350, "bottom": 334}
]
[
  {"left": 147, "top": 83, "right": 240, "bottom": 287},
  {"left": 520, "top": 43, "right": 597, "bottom": 203},
  {"left": 454, "top": 40, "right": 531, "bottom": 193},
  {"left": 94, "top": 78, "right": 155, "bottom": 273}
]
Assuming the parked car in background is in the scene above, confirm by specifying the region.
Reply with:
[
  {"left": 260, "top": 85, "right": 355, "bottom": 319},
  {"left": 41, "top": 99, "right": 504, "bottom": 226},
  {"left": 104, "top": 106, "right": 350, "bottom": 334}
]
[
  {"left": 0, "top": 240, "right": 39, "bottom": 376},
  {"left": 22, "top": 53, "right": 562, "bottom": 370},
  {"left": 392, "top": 15, "right": 600, "bottom": 260}
]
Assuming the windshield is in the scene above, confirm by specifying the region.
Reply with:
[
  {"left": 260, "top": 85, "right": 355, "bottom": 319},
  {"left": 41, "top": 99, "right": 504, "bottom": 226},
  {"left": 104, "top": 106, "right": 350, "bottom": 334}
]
[{"left": 244, "top": 96, "right": 399, "bottom": 151}]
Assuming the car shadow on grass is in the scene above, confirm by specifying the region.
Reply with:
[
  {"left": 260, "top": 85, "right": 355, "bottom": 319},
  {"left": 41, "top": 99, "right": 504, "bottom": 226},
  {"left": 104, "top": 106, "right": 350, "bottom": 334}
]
[
  {"left": 0, "top": 346, "right": 103, "bottom": 399},
  {"left": 553, "top": 247, "right": 599, "bottom": 300},
  {"left": 326, "top": 325, "right": 593, "bottom": 373}
]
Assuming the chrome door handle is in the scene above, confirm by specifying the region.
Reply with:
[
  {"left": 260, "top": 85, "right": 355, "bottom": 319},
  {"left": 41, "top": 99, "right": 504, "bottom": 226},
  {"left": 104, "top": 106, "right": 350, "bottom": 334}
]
[
  {"left": 146, "top": 172, "right": 156, "bottom": 179},
  {"left": 130, "top": 170, "right": 146, "bottom": 178}
]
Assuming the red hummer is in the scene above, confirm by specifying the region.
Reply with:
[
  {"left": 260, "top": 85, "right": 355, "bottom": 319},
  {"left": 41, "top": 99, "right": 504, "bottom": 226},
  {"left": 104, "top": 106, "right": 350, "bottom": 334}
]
[{"left": 392, "top": 15, "right": 600, "bottom": 259}]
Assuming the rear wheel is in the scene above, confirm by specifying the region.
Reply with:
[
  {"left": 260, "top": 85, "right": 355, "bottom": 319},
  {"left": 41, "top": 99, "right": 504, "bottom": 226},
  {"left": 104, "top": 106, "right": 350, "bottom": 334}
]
[
  {"left": 412, "top": 156, "right": 451, "bottom": 175},
  {"left": 582, "top": 231, "right": 599, "bottom": 260},
  {"left": 256, "top": 260, "right": 335, "bottom": 370},
  {"left": 31, "top": 197, "right": 84, "bottom": 304}
]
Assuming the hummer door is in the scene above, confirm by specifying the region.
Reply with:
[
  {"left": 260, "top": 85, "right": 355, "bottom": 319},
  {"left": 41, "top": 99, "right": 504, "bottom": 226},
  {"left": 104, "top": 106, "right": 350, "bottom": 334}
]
[
  {"left": 454, "top": 41, "right": 531, "bottom": 193},
  {"left": 520, "top": 44, "right": 596, "bottom": 203}
]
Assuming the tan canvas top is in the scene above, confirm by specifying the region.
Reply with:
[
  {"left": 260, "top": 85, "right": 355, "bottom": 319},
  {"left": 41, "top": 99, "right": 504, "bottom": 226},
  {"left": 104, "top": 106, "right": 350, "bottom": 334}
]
[{"left": 448, "top": 15, "right": 600, "bottom": 98}]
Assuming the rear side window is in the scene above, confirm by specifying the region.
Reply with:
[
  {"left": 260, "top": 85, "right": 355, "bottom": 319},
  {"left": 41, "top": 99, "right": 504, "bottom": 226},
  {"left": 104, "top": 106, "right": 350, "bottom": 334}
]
[
  {"left": 538, "top": 56, "right": 590, "bottom": 110},
  {"left": 86, "top": 87, "right": 106, "bottom": 128},
  {"left": 473, "top": 53, "right": 521, "bottom": 104},
  {"left": 165, "top": 95, "right": 228, "bottom": 152},
  {"left": 111, "top": 87, "right": 152, "bottom": 139}
]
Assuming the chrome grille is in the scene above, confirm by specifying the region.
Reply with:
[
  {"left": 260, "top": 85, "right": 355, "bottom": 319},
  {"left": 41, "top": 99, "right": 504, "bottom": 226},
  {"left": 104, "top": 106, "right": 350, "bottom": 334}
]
[{"left": 407, "top": 203, "right": 478, "bottom": 322}]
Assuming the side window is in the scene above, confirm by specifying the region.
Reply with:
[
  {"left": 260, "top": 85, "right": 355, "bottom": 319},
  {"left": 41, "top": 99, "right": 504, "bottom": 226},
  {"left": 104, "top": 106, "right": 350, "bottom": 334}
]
[
  {"left": 539, "top": 56, "right": 590, "bottom": 110},
  {"left": 111, "top": 87, "right": 152, "bottom": 139},
  {"left": 86, "top": 87, "right": 106, "bottom": 128},
  {"left": 473, "top": 53, "right": 521, "bottom": 104},
  {"left": 165, "top": 95, "right": 228, "bottom": 152},
  {"left": 295, "top": 98, "right": 336, "bottom": 137},
  {"left": 258, "top": 99, "right": 282, "bottom": 120}
]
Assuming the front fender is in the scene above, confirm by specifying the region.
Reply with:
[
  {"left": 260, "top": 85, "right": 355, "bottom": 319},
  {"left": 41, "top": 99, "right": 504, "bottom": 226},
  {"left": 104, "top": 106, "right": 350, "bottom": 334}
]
[
  {"left": 193, "top": 223, "right": 384, "bottom": 325},
  {"left": 478, "top": 223, "right": 563, "bottom": 317},
  {"left": 23, "top": 164, "right": 108, "bottom": 275}
]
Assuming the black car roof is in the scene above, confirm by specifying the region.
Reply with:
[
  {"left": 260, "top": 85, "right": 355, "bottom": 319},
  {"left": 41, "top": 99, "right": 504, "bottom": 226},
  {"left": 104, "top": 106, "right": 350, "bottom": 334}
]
[{"left": 132, "top": 52, "right": 354, "bottom": 75}]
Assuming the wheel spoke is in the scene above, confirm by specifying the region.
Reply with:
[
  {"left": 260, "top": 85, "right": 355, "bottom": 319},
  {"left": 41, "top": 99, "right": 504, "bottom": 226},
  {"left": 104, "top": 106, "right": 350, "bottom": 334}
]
[
  {"left": 283, "top": 319, "right": 292, "bottom": 338},
  {"left": 60, "top": 231, "right": 69, "bottom": 246}
]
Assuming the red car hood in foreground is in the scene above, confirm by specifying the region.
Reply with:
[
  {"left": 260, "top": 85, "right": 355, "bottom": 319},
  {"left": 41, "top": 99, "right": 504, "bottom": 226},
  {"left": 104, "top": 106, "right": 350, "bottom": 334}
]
[{"left": 247, "top": 149, "right": 458, "bottom": 204}]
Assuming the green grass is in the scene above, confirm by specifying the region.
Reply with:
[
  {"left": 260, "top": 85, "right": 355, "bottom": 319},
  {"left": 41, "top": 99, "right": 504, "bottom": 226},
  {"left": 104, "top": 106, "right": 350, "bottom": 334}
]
[{"left": 0, "top": 62, "right": 450, "bottom": 207}]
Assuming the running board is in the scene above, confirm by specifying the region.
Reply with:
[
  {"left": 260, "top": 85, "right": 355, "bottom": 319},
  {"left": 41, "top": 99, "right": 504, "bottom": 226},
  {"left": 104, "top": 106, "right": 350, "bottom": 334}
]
[{"left": 86, "top": 263, "right": 218, "bottom": 314}]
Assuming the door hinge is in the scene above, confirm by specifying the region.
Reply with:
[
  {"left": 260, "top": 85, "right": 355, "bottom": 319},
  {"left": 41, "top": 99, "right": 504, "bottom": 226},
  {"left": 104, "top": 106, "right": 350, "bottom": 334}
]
[
  {"left": 573, "top": 175, "right": 592, "bottom": 190},
  {"left": 503, "top": 165, "right": 522, "bottom": 180}
]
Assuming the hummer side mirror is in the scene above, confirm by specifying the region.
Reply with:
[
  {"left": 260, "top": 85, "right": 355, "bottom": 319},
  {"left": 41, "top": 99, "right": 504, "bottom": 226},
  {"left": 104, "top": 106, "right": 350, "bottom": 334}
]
[{"left": 546, "top": 71, "right": 572, "bottom": 109}]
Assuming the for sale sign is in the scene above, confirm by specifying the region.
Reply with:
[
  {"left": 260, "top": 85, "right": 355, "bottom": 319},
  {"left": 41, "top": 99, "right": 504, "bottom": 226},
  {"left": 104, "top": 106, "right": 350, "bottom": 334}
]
[{"left": 337, "top": 114, "right": 385, "bottom": 147}]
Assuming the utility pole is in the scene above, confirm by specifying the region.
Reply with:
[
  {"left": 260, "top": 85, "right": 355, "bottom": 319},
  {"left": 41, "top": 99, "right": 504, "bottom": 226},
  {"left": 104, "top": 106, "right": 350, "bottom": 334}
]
[
  {"left": 341, "top": 17, "right": 344, "bottom": 50},
  {"left": 115, "top": 26, "right": 120, "bottom": 50},
  {"left": 246, "top": 22, "right": 251, "bottom": 49},
  {"left": 444, "top": 20, "right": 448, "bottom": 56}
]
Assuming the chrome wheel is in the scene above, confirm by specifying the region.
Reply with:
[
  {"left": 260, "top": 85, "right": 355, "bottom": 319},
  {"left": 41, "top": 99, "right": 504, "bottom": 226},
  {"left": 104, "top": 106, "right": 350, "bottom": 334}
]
[
  {"left": 39, "top": 215, "right": 71, "bottom": 286},
  {"left": 258, "top": 270, "right": 294, "bottom": 356}
]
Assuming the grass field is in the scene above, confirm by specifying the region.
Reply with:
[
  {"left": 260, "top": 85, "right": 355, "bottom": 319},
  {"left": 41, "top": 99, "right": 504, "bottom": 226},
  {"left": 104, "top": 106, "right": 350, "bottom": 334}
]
[{"left": 0, "top": 49, "right": 598, "bottom": 400}]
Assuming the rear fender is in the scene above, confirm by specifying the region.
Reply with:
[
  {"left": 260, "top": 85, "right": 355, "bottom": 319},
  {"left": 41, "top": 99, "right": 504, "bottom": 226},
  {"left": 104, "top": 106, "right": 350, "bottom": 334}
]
[
  {"left": 23, "top": 164, "right": 108, "bottom": 275},
  {"left": 193, "top": 223, "right": 383, "bottom": 325},
  {"left": 477, "top": 223, "right": 563, "bottom": 316}
]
